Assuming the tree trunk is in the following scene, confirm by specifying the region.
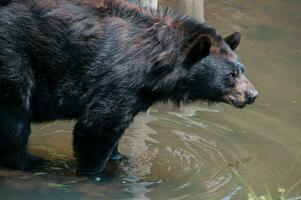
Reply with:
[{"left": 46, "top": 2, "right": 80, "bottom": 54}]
[{"left": 159, "top": 0, "right": 204, "bottom": 22}]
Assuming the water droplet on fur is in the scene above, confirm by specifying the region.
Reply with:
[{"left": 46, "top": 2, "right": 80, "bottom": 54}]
[{"left": 94, "top": 177, "right": 102, "bottom": 182}]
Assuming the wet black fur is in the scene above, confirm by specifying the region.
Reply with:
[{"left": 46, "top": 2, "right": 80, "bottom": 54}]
[{"left": 0, "top": 0, "right": 242, "bottom": 174}]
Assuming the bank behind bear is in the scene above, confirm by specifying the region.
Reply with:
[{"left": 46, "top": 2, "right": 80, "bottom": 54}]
[{"left": 0, "top": 0, "right": 258, "bottom": 175}]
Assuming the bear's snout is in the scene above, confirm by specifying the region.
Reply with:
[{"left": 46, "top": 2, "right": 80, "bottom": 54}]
[
  {"left": 245, "top": 88, "right": 259, "bottom": 105},
  {"left": 223, "top": 74, "right": 258, "bottom": 108}
]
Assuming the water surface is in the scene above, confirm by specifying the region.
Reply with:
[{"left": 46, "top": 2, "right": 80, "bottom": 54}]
[{"left": 0, "top": 0, "right": 300, "bottom": 199}]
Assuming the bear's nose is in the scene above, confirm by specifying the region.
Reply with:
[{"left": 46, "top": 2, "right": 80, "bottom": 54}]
[{"left": 246, "top": 90, "right": 259, "bottom": 105}]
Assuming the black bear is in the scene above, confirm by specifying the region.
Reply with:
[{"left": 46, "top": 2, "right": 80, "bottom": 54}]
[{"left": 0, "top": 0, "right": 258, "bottom": 175}]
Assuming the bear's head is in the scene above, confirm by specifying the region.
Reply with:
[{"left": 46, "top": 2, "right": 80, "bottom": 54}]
[{"left": 181, "top": 31, "right": 258, "bottom": 108}]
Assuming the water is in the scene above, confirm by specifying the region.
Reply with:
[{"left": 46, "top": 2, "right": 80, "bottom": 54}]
[{"left": 0, "top": 0, "right": 300, "bottom": 199}]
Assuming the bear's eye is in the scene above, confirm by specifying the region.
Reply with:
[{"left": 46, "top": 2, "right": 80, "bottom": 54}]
[
  {"left": 228, "top": 72, "right": 237, "bottom": 78},
  {"left": 228, "top": 69, "right": 239, "bottom": 78}
]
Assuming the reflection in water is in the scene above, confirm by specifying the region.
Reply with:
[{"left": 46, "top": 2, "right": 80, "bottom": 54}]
[{"left": 0, "top": 0, "right": 301, "bottom": 200}]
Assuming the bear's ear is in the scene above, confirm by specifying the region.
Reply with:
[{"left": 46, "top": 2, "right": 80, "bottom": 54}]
[
  {"left": 183, "top": 35, "right": 212, "bottom": 68},
  {"left": 224, "top": 32, "right": 241, "bottom": 51}
]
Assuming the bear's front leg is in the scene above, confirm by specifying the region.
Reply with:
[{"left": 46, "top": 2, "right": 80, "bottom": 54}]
[
  {"left": 0, "top": 107, "right": 45, "bottom": 170},
  {"left": 73, "top": 119, "right": 123, "bottom": 175}
]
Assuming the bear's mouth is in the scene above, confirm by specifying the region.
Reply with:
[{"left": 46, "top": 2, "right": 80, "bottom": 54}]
[{"left": 222, "top": 96, "right": 247, "bottom": 109}]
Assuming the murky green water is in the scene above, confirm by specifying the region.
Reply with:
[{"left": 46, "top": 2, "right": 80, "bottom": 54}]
[{"left": 0, "top": 0, "right": 300, "bottom": 199}]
